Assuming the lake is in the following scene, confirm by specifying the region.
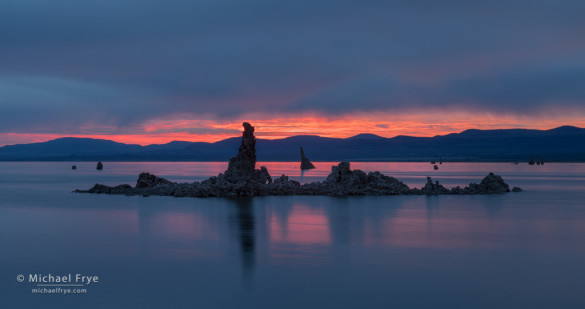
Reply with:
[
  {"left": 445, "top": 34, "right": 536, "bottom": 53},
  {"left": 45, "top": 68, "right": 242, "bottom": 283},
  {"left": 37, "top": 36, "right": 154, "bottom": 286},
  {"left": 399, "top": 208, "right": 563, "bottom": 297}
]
[{"left": 1, "top": 162, "right": 585, "bottom": 308}]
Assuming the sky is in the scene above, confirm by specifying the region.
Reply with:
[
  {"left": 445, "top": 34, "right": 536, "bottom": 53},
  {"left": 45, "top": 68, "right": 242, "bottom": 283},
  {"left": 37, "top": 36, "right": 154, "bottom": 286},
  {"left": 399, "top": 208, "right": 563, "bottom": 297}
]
[{"left": 1, "top": 0, "right": 584, "bottom": 146}]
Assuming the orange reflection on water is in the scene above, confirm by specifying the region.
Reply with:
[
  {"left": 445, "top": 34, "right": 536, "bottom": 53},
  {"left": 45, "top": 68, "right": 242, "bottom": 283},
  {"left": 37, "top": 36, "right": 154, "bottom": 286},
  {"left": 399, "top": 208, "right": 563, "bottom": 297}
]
[
  {"left": 149, "top": 212, "right": 218, "bottom": 242},
  {"left": 269, "top": 205, "right": 331, "bottom": 245}
]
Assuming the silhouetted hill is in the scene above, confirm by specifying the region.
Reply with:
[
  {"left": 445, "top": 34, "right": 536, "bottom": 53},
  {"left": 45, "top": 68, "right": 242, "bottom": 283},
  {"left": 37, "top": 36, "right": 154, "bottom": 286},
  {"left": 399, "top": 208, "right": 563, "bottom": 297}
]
[
  {"left": 1, "top": 126, "right": 585, "bottom": 162},
  {"left": 0, "top": 138, "right": 142, "bottom": 158},
  {"left": 347, "top": 133, "right": 385, "bottom": 140}
]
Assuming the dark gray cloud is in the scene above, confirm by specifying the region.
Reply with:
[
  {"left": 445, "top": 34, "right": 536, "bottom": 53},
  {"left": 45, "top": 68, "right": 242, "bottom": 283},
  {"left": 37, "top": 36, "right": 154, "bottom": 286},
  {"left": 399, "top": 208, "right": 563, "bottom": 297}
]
[{"left": 1, "top": 0, "right": 584, "bottom": 133}]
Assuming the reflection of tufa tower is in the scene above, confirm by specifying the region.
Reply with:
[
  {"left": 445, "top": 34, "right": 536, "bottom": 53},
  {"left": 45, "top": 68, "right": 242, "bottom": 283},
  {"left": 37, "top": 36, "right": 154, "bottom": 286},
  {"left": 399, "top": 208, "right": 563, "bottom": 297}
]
[{"left": 230, "top": 199, "right": 256, "bottom": 280}]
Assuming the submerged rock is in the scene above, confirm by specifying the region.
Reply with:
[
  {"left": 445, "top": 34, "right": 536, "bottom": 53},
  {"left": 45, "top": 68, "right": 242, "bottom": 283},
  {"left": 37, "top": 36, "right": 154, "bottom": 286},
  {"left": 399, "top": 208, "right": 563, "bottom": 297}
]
[{"left": 300, "top": 147, "right": 315, "bottom": 170}]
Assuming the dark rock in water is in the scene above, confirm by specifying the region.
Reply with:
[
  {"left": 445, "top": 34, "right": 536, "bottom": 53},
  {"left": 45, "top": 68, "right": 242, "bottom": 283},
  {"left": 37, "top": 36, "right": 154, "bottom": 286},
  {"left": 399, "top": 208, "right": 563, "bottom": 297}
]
[
  {"left": 430, "top": 161, "right": 436, "bottom": 164},
  {"left": 72, "top": 165, "right": 77, "bottom": 170},
  {"left": 463, "top": 172, "right": 510, "bottom": 194},
  {"left": 529, "top": 155, "right": 535, "bottom": 165},
  {"left": 254, "top": 166, "right": 272, "bottom": 185},
  {"left": 96, "top": 161, "right": 103, "bottom": 170},
  {"left": 320, "top": 162, "right": 410, "bottom": 196},
  {"left": 222, "top": 122, "right": 270, "bottom": 186},
  {"left": 75, "top": 122, "right": 519, "bottom": 198},
  {"left": 300, "top": 147, "right": 315, "bottom": 170},
  {"left": 76, "top": 167, "right": 515, "bottom": 197},
  {"left": 512, "top": 186, "right": 523, "bottom": 192},
  {"left": 79, "top": 183, "right": 132, "bottom": 194},
  {"left": 364, "top": 171, "right": 411, "bottom": 194},
  {"left": 434, "top": 165, "right": 438, "bottom": 170},
  {"left": 136, "top": 172, "right": 173, "bottom": 188},
  {"left": 480, "top": 172, "right": 510, "bottom": 193},
  {"left": 325, "top": 162, "right": 363, "bottom": 185},
  {"left": 421, "top": 177, "right": 449, "bottom": 195},
  {"left": 224, "top": 122, "right": 256, "bottom": 182}
]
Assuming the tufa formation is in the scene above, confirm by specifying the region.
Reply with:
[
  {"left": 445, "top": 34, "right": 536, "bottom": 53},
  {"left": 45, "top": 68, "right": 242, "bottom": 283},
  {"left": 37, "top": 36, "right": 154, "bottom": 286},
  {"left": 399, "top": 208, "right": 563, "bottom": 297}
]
[
  {"left": 300, "top": 147, "right": 315, "bottom": 170},
  {"left": 76, "top": 123, "right": 519, "bottom": 198}
]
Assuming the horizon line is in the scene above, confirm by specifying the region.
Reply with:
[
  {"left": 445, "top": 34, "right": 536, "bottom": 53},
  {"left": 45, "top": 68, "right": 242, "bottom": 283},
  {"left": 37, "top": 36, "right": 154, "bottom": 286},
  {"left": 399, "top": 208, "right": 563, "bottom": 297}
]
[{"left": 1, "top": 124, "right": 582, "bottom": 148}]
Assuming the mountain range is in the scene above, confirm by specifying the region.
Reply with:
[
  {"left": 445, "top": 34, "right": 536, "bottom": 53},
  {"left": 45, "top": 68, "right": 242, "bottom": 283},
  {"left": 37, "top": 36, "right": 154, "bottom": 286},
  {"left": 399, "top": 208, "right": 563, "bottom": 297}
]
[{"left": 1, "top": 126, "right": 584, "bottom": 162}]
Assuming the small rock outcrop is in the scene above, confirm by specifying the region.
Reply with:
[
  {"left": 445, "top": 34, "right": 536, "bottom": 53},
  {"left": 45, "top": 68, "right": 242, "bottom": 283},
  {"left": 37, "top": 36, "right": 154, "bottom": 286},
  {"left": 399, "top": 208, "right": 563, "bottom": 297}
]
[
  {"left": 87, "top": 184, "right": 132, "bottom": 194},
  {"left": 96, "top": 161, "right": 103, "bottom": 170},
  {"left": 433, "top": 165, "right": 438, "bottom": 170},
  {"left": 136, "top": 172, "right": 173, "bottom": 188},
  {"left": 421, "top": 177, "right": 449, "bottom": 195},
  {"left": 72, "top": 165, "right": 77, "bottom": 170},
  {"left": 479, "top": 172, "right": 510, "bottom": 193},
  {"left": 464, "top": 172, "right": 510, "bottom": 194},
  {"left": 529, "top": 155, "right": 535, "bottom": 165},
  {"left": 76, "top": 123, "right": 521, "bottom": 198},
  {"left": 300, "top": 147, "right": 315, "bottom": 170}
]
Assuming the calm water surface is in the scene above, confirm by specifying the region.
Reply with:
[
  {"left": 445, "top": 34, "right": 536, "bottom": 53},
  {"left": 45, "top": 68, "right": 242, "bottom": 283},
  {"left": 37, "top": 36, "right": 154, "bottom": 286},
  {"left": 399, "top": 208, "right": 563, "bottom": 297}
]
[{"left": 1, "top": 162, "right": 585, "bottom": 308}]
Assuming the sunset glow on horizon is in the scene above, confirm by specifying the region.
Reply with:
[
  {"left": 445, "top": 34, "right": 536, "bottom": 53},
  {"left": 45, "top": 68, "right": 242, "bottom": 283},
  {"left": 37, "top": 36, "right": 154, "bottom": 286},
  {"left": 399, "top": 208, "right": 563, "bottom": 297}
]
[{"left": 2, "top": 111, "right": 584, "bottom": 146}]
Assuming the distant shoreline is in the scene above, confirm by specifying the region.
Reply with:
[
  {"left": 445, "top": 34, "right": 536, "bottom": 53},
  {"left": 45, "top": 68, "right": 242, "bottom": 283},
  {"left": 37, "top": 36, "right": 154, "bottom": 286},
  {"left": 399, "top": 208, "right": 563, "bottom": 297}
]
[
  {"left": 1, "top": 159, "right": 585, "bottom": 163},
  {"left": 2, "top": 126, "right": 584, "bottom": 162}
]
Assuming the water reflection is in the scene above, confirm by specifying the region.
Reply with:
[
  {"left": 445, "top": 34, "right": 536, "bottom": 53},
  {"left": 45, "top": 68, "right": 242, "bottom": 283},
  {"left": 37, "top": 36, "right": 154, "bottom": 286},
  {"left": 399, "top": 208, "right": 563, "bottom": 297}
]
[
  {"left": 230, "top": 199, "right": 256, "bottom": 278},
  {"left": 127, "top": 193, "right": 585, "bottom": 271},
  {"left": 270, "top": 203, "right": 331, "bottom": 245},
  {"left": 4, "top": 162, "right": 585, "bottom": 308},
  {"left": 480, "top": 195, "right": 505, "bottom": 219},
  {"left": 136, "top": 204, "right": 220, "bottom": 260}
]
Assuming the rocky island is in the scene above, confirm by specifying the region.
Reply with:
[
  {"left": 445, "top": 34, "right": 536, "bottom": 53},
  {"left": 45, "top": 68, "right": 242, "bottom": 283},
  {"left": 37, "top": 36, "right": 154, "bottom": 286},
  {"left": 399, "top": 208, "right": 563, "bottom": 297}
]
[{"left": 75, "top": 122, "right": 520, "bottom": 197}]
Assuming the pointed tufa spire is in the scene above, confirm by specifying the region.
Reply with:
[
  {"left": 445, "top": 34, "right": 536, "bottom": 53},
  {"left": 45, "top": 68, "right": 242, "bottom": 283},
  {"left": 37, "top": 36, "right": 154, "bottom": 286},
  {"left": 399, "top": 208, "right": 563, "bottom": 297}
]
[{"left": 300, "top": 147, "right": 315, "bottom": 170}]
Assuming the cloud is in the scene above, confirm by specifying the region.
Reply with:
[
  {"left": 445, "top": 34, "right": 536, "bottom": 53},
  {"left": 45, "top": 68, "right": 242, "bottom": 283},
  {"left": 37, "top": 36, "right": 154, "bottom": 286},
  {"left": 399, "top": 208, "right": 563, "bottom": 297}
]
[{"left": 0, "top": 0, "right": 584, "bottom": 134}]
